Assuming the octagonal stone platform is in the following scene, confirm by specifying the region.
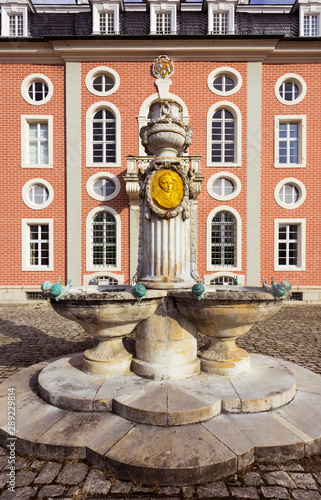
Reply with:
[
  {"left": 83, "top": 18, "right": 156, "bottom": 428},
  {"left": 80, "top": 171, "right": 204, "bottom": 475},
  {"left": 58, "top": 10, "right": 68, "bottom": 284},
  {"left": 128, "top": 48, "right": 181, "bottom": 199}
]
[{"left": 0, "top": 353, "right": 321, "bottom": 486}]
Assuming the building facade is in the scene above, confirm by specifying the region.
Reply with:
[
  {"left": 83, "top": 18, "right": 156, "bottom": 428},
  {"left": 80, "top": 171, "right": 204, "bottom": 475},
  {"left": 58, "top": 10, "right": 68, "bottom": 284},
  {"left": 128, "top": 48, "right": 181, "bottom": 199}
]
[{"left": 0, "top": 0, "right": 320, "bottom": 302}]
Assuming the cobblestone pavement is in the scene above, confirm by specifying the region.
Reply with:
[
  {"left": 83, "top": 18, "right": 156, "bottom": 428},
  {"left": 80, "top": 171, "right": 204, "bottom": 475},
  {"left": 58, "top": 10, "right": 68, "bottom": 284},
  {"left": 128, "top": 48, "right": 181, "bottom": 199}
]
[{"left": 0, "top": 302, "right": 320, "bottom": 499}]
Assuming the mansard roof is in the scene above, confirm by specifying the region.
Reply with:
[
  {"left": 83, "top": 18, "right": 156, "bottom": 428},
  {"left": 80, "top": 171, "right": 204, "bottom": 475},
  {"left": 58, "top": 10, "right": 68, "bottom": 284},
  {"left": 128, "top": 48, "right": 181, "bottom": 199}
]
[{"left": 23, "top": 10, "right": 300, "bottom": 37}]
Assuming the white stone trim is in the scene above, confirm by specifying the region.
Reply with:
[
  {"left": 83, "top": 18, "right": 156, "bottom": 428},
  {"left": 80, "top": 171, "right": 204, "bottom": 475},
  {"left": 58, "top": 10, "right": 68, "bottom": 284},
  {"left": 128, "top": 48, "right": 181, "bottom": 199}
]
[
  {"left": 149, "top": 1, "right": 178, "bottom": 34},
  {"left": 207, "top": 3, "right": 235, "bottom": 34},
  {"left": 274, "top": 218, "right": 306, "bottom": 271},
  {"left": 92, "top": 2, "right": 120, "bottom": 34},
  {"left": 86, "top": 206, "right": 121, "bottom": 272},
  {"left": 274, "top": 73, "right": 307, "bottom": 106},
  {"left": 21, "top": 115, "right": 53, "bottom": 168},
  {"left": 85, "top": 66, "right": 120, "bottom": 97},
  {"left": 22, "top": 178, "right": 54, "bottom": 209},
  {"left": 207, "top": 66, "right": 242, "bottom": 96},
  {"left": 274, "top": 115, "right": 306, "bottom": 168},
  {"left": 207, "top": 171, "right": 241, "bottom": 201},
  {"left": 207, "top": 101, "right": 242, "bottom": 167},
  {"left": 206, "top": 205, "right": 242, "bottom": 271},
  {"left": 86, "top": 172, "right": 120, "bottom": 201},
  {"left": 137, "top": 92, "right": 189, "bottom": 155},
  {"left": 204, "top": 272, "right": 245, "bottom": 285},
  {"left": 274, "top": 177, "right": 306, "bottom": 210},
  {"left": 86, "top": 101, "right": 121, "bottom": 167},
  {"left": 21, "top": 218, "right": 54, "bottom": 271},
  {"left": 299, "top": 6, "right": 321, "bottom": 37},
  {"left": 21, "top": 73, "right": 53, "bottom": 105},
  {"left": 83, "top": 272, "right": 124, "bottom": 285},
  {"left": 1, "top": 4, "right": 28, "bottom": 37}
]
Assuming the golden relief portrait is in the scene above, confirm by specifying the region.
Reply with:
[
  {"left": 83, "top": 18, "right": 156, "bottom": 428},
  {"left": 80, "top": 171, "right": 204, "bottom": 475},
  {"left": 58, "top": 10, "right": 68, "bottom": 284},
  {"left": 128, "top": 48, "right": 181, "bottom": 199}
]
[{"left": 151, "top": 170, "right": 184, "bottom": 210}]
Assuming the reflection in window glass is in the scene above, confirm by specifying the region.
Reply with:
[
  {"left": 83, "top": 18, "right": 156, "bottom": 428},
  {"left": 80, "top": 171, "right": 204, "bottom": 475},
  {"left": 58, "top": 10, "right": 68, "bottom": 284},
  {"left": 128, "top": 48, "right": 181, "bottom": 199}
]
[
  {"left": 279, "top": 81, "right": 299, "bottom": 101},
  {"left": 93, "top": 74, "right": 114, "bottom": 93},
  {"left": 213, "top": 75, "right": 235, "bottom": 92},
  {"left": 28, "top": 82, "right": 49, "bottom": 102},
  {"left": 28, "top": 184, "right": 49, "bottom": 205},
  {"left": 279, "top": 184, "right": 299, "bottom": 205},
  {"left": 212, "top": 177, "right": 234, "bottom": 196},
  {"left": 93, "top": 178, "right": 115, "bottom": 197}
]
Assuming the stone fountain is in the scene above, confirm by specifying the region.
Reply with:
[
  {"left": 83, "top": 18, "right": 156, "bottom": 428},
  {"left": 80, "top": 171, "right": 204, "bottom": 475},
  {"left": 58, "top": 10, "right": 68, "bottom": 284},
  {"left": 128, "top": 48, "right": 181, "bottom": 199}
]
[{"left": 1, "top": 56, "right": 321, "bottom": 486}]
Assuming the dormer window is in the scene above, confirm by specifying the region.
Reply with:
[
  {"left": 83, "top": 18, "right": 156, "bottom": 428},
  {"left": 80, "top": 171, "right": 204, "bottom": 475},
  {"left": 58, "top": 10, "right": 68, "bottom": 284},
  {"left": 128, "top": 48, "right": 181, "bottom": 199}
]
[
  {"left": 99, "top": 11, "right": 114, "bottom": 34},
  {"left": 156, "top": 12, "right": 171, "bottom": 34},
  {"left": 207, "top": 2, "right": 235, "bottom": 35},
  {"left": 299, "top": 6, "right": 321, "bottom": 36},
  {"left": 149, "top": 1, "right": 178, "bottom": 35},
  {"left": 92, "top": 2, "right": 120, "bottom": 35},
  {"left": 1, "top": 5, "right": 28, "bottom": 37}
]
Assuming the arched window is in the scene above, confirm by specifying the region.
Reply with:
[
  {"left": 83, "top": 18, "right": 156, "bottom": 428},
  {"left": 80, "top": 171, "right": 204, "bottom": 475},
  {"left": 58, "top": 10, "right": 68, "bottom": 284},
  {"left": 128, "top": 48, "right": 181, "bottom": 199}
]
[
  {"left": 86, "top": 102, "right": 121, "bottom": 167},
  {"left": 86, "top": 207, "right": 121, "bottom": 271},
  {"left": 211, "top": 211, "right": 236, "bottom": 267},
  {"left": 207, "top": 207, "right": 241, "bottom": 271},
  {"left": 207, "top": 102, "right": 241, "bottom": 166},
  {"left": 92, "top": 211, "right": 116, "bottom": 267},
  {"left": 92, "top": 109, "right": 116, "bottom": 163}
]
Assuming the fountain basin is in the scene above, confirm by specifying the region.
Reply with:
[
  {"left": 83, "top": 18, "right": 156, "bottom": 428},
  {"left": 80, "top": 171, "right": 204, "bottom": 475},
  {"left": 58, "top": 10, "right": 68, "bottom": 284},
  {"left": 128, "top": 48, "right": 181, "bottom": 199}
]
[
  {"left": 51, "top": 287, "right": 165, "bottom": 376},
  {"left": 169, "top": 287, "right": 284, "bottom": 376}
]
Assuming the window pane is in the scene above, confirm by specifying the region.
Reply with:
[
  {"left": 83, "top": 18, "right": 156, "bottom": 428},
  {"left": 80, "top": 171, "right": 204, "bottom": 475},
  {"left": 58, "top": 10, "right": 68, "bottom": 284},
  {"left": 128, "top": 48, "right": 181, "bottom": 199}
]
[
  {"left": 93, "top": 74, "right": 114, "bottom": 92},
  {"left": 211, "top": 211, "right": 236, "bottom": 266},
  {"left": 92, "top": 109, "right": 116, "bottom": 163},
  {"left": 28, "top": 82, "right": 49, "bottom": 101},
  {"left": 92, "top": 212, "right": 116, "bottom": 267},
  {"left": 29, "top": 185, "right": 49, "bottom": 204},
  {"left": 93, "top": 178, "right": 115, "bottom": 197}
]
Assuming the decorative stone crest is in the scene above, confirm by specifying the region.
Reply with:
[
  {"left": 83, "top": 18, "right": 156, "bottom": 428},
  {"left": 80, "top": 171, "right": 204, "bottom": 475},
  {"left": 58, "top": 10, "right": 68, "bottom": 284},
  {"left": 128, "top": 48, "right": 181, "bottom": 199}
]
[{"left": 152, "top": 55, "right": 174, "bottom": 79}]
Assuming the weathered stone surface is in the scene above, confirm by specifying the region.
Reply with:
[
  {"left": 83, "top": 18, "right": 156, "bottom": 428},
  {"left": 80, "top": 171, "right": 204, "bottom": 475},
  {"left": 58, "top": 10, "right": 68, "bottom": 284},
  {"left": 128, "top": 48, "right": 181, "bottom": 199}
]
[
  {"left": 279, "top": 462, "right": 304, "bottom": 472},
  {"left": 265, "top": 471, "right": 296, "bottom": 488},
  {"left": 14, "top": 458, "right": 30, "bottom": 470},
  {"left": 14, "top": 470, "right": 36, "bottom": 487},
  {"left": 82, "top": 469, "right": 111, "bottom": 494},
  {"left": 0, "top": 472, "right": 8, "bottom": 488},
  {"left": 56, "top": 463, "right": 88, "bottom": 485},
  {"left": 243, "top": 472, "right": 264, "bottom": 486},
  {"left": 182, "top": 485, "right": 195, "bottom": 498},
  {"left": 158, "top": 486, "right": 180, "bottom": 495},
  {"left": 261, "top": 486, "right": 291, "bottom": 499},
  {"left": 34, "top": 462, "right": 62, "bottom": 484},
  {"left": 230, "top": 486, "right": 260, "bottom": 498},
  {"left": 110, "top": 479, "right": 132, "bottom": 494},
  {"left": 38, "top": 484, "right": 65, "bottom": 497},
  {"left": 290, "top": 473, "right": 318, "bottom": 489},
  {"left": 0, "top": 486, "right": 38, "bottom": 499},
  {"left": 196, "top": 482, "right": 229, "bottom": 498},
  {"left": 292, "top": 491, "right": 321, "bottom": 500}
]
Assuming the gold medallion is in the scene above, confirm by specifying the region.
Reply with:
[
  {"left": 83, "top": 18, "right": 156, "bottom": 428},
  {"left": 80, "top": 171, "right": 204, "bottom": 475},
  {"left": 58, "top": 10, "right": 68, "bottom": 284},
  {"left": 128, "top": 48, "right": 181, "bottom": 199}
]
[{"left": 151, "top": 170, "right": 183, "bottom": 210}]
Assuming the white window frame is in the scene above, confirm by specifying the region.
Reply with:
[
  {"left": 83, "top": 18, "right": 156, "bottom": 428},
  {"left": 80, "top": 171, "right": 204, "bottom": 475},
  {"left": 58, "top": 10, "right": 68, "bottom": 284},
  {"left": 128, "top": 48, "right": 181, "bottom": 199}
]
[
  {"left": 206, "top": 206, "right": 242, "bottom": 271},
  {"left": 300, "top": 6, "right": 321, "bottom": 37},
  {"left": 275, "top": 74, "right": 307, "bottom": 106},
  {"left": 83, "top": 271, "right": 124, "bottom": 285},
  {"left": 86, "top": 206, "right": 121, "bottom": 272},
  {"left": 274, "top": 178, "right": 306, "bottom": 210},
  {"left": 21, "top": 74, "right": 53, "bottom": 106},
  {"left": 204, "top": 272, "right": 244, "bottom": 286},
  {"left": 22, "top": 219, "right": 54, "bottom": 271},
  {"left": 150, "top": 2, "right": 177, "bottom": 35},
  {"left": 1, "top": 5, "right": 28, "bottom": 37},
  {"left": 85, "top": 66, "right": 120, "bottom": 97},
  {"left": 21, "top": 115, "right": 53, "bottom": 169},
  {"left": 22, "top": 178, "right": 54, "bottom": 210},
  {"left": 274, "top": 219, "right": 306, "bottom": 271},
  {"left": 86, "top": 172, "right": 121, "bottom": 202},
  {"left": 207, "top": 102, "right": 241, "bottom": 167},
  {"left": 274, "top": 115, "right": 306, "bottom": 169},
  {"left": 207, "top": 67, "right": 242, "bottom": 96},
  {"left": 207, "top": 171, "right": 241, "bottom": 201},
  {"left": 92, "top": 3, "right": 119, "bottom": 34},
  {"left": 86, "top": 102, "right": 121, "bottom": 167},
  {"left": 207, "top": 3, "right": 235, "bottom": 34}
]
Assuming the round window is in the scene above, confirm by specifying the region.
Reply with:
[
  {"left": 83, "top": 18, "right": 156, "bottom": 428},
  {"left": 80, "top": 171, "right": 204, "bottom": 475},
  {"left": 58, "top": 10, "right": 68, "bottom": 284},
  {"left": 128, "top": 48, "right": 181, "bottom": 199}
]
[
  {"left": 85, "top": 66, "right": 120, "bottom": 97},
  {"left": 93, "top": 74, "right": 114, "bottom": 93},
  {"left": 28, "top": 184, "right": 49, "bottom": 204},
  {"left": 274, "top": 178, "right": 306, "bottom": 210},
  {"left": 213, "top": 75, "right": 235, "bottom": 93},
  {"left": 275, "top": 74, "right": 307, "bottom": 106},
  {"left": 93, "top": 178, "right": 116, "bottom": 197},
  {"left": 212, "top": 177, "right": 235, "bottom": 197},
  {"left": 21, "top": 74, "right": 53, "bottom": 106},
  {"left": 28, "top": 81, "right": 49, "bottom": 102}
]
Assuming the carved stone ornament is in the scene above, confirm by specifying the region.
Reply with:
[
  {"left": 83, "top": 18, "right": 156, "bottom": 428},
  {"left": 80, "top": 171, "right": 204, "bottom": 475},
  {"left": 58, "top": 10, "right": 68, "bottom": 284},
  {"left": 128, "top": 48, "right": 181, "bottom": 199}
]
[
  {"left": 152, "top": 55, "right": 174, "bottom": 79},
  {"left": 139, "top": 160, "right": 195, "bottom": 220}
]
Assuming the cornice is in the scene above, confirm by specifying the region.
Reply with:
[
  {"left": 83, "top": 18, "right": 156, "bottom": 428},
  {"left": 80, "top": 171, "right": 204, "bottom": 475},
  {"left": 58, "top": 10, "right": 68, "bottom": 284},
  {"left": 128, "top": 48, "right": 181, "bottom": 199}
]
[{"left": 0, "top": 38, "right": 321, "bottom": 63}]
